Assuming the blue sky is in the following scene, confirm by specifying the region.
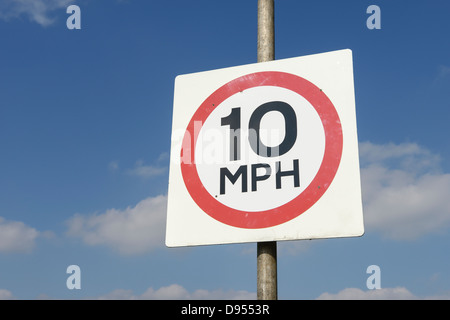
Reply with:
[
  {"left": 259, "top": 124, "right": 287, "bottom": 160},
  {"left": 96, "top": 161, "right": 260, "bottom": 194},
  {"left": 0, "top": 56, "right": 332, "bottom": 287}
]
[{"left": 0, "top": 0, "right": 449, "bottom": 300}]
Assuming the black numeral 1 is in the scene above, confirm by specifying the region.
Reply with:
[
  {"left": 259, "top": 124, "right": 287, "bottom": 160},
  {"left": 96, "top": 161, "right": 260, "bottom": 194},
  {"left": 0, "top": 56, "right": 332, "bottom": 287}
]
[{"left": 221, "top": 101, "right": 297, "bottom": 161}]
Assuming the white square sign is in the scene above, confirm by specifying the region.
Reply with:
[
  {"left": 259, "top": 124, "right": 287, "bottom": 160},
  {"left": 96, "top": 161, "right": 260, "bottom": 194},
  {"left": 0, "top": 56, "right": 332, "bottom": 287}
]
[{"left": 166, "top": 49, "right": 364, "bottom": 247}]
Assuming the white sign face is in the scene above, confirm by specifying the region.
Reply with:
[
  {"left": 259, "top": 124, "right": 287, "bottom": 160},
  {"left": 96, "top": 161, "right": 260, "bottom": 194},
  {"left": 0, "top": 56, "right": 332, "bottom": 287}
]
[{"left": 166, "top": 49, "right": 364, "bottom": 247}]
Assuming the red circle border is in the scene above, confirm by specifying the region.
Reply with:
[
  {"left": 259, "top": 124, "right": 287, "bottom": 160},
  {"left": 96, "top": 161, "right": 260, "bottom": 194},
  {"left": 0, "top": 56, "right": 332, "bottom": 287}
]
[{"left": 180, "top": 71, "right": 343, "bottom": 229}]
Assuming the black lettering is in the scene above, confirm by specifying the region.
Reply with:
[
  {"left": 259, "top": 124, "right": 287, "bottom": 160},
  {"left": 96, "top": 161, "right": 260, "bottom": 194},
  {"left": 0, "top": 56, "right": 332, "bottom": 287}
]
[
  {"left": 248, "top": 101, "right": 297, "bottom": 157},
  {"left": 221, "top": 107, "right": 241, "bottom": 161},
  {"left": 251, "top": 163, "right": 272, "bottom": 191},
  {"left": 276, "top": 159, "right": 300, "bottom": 189},
  {"left": 220, "top": 165, "right": 247, "bottom": 195}
]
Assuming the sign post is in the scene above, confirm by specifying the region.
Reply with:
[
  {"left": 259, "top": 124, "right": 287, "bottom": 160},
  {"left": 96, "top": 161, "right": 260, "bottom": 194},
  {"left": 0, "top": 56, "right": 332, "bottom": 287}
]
[
  {"left": 256, "top": 0, "right": 277, "bottom": 301},
  {"left": 165, "top": 4, "right": 364, "bottom": 301}
]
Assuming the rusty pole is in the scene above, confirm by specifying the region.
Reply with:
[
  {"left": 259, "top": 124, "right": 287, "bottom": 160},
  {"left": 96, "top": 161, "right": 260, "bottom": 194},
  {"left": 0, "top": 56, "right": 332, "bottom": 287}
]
[{"left": 256, "top": 0, "right": 277, "bottom": 301}]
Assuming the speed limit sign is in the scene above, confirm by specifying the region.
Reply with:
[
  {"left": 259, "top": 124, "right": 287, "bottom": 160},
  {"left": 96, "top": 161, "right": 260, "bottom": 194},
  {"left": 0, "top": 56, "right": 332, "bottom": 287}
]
[{"left": 166, "top": 49, "right": 364, "bottom": 247}]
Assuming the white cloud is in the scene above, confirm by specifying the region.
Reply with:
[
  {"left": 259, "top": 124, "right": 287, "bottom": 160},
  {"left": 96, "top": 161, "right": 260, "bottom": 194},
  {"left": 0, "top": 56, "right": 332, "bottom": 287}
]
[
  {"left": 96, "top": 284, "right": 256, "bottom": 300},
  {"left": 360, "top": 141, "right": 450, "bottom": 240},
  {"left": 425, "top": 292, "right": 450, "bottom": 300},
  {"left": 66, "top": 195, "right": 167, "bottom": 255},
  {"left": 126, "top": 160, "right": 167, "bottom": 179},
  {"left": 108, "top": 160, "right": 119, "bottom": 172},
  {"left": 317, "top": 287, "right": 418, "bottom": 300},
  {"left": 359, "top": 141, "right": 441, "bottom": 170},
  {"left": 0, "top": 217, "right": 40, "bottom": 253},
  {"left": 0, "top": 289, "right": 15, "bottom": 300},
  {"left": 96, "top": 289, "right": 135, "bottom": 300},
  {"left": 437, "top": 65, "right": 450, "bottom": 79},
  {"left": 317, "top": 287, "right": 450, "bottom": 300},
  {"left": 0, "top": 0, "right": 73, "bottom": 26},
  {"left": 278, "top": 240, "right": 313, "bottom": 256}
]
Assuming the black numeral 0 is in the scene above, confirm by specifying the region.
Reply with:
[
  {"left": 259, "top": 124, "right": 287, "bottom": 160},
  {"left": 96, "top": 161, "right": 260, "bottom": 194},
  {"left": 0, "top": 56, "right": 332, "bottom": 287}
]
[{"left": 221, "top": 101, "right": 297, "bottom": 160}]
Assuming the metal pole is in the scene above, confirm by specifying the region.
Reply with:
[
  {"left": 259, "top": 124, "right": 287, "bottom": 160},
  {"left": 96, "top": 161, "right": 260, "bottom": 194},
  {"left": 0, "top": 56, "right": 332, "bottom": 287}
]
[
  {"left": 257, "top": 241, "right": 277, "bottom": 300},
  {"left": 257, "top": 0, "right": 277, "bottom": 301},
  {"left": 257, "top": 0, "right": 275, "bottom": 63}
]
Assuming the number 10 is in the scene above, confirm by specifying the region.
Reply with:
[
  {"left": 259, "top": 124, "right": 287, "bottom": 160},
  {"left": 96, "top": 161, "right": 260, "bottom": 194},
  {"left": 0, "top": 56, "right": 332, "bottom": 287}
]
[{"left": 221, "top": 101, "right": 297, "bottom": 161}]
